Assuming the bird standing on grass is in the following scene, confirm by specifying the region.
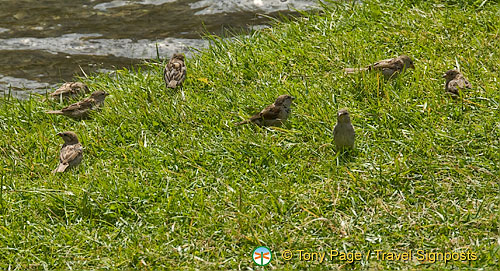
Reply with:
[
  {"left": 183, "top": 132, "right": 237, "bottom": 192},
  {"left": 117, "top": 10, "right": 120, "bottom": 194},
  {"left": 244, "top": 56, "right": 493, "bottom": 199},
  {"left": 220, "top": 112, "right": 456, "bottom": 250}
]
[
  {"left": 49, "top": 82, "right": 89, "bottom": 100},
  {"left": 344, "top": 55, "right": 415, "bottom": 79},
  {"left": 164, "top": 53, "right": 187, "bottom": 89},
  {"left": 53, "top": 131, "right": 83, "bottom": 173},
  {"left": 443, "top": 69, "right": 471, "bottom": 96},
  {"left": 46, "top": 91, "right": 109, "bottom": 120},
  {"left": 333, "top": 109, "right": 355, "bottom": 151},
  {"left": 236, "top": 95, "right": 295, "bottom": 127}
]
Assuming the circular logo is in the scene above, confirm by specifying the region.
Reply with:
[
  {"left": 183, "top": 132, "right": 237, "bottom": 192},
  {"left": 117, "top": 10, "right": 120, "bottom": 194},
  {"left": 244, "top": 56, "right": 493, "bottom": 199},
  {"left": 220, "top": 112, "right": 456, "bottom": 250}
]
[{"left": 252, "top": 246, "right": 272, "bottom": 266}]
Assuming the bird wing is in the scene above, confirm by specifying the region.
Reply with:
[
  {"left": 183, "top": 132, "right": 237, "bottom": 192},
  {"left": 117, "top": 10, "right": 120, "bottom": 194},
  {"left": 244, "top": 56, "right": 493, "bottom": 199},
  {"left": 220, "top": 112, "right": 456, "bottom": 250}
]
[
  {"left": 448, "top": 78, "right": 470, "bottom": 92},
  {"left": 446, "top": 80, "right": 458, "bottom": 94},
  {"left": 464, "top": 79, "right": 472, "bottom": 88},
  {"left": 50, "top": 83, "right": 72, "bottom": 96},
  {"left": 244, "top": 104, "right": 278, "bottom": 123},
  {"left": 459, "top": 76, "right": 472, "bottom": 88},
  {"left": 50, "top": 82, "right": 87, "bottom": 97},
  {"left": 163, "top": 65, "right": 169, "bottom": 84},
  {"left": 333, "top": 124, "right": 339, "bottom": 139},
  {"left": 255, "top": 104, "right": 281, "bottom": 121},
  {"left": 165, "top": 59, "right": 186, "bottom": 84},
  {"left": 179, "top": 65, "right": 187, "bottom": 84},
  {"left": 61, "top": 98, "right": 94, "bottom": 112},
  {"left": 372, "top": 57, "right": 403, "bottom": 71},
  {"left": 60, "top": 143, "right": 83, "bottom": 164}
]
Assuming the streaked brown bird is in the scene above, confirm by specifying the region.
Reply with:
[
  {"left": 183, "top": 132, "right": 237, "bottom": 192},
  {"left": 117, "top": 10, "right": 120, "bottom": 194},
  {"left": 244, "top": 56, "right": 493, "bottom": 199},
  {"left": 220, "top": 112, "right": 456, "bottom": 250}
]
[
  {"left": 236, "top": 95, "right": 295, "bottom": 127},
  {"left": 333, "top": 109, "right": 355, "bottom": 151},
  {"left": 443, "top": 69, "right": 471, "bottom": 96},
  {"left": 45, "top": 91, "right": 109, "bottom": 120},
  {"left": 49, "top": 82, "right": 89, "bottom": 100},
  {"left": 344, "top": 55, "right": 415, "bottom": 79},
  {"left": 53, "top": 131, "right": 83, "bottom": 173},
  {"left": 164, "top": 53, "right": 187, "bottom": 89}
]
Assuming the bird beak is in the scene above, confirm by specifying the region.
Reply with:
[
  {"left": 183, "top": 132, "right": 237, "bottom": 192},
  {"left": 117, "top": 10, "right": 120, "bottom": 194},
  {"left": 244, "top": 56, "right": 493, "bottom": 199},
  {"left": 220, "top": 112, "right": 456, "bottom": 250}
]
[
  {"left": 56, "top": 132, "right": 63, "bottom": 137},
  {"left": 105, "top": 92, "right": 110, "bottom": 96},
  {"left": 291, "top": 96, "right": 295, "bottom": 100},
  {"left": 442, "top": 74, "right": 446, "bottom": 78}
]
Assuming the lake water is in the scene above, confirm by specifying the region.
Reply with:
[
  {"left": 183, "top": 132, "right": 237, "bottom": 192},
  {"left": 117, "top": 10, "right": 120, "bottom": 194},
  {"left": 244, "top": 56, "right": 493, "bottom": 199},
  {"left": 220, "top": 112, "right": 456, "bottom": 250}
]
[{"left": 0, "top": 0, "right": 316, "bottom": 98}]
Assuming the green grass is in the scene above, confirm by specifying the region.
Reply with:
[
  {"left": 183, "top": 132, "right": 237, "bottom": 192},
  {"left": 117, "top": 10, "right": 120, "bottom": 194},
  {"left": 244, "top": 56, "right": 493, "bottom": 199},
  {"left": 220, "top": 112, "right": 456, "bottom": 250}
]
[{"left": 1, "top": 0, "right": 500, "bottom": 269}]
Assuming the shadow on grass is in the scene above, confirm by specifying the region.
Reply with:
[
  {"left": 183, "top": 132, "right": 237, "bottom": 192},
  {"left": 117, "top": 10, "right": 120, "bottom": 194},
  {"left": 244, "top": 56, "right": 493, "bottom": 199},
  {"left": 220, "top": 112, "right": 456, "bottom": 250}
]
[{"left": 334, "top": 148, "right": 357, "bottom": 165}]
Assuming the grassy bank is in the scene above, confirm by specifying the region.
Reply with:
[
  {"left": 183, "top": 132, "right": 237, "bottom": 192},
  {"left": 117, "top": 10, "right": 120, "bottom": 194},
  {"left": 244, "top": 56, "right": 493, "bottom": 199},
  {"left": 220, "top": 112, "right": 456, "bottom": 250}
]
[{"left": 1, "top": 0, "right": 499, "bottom": 269}]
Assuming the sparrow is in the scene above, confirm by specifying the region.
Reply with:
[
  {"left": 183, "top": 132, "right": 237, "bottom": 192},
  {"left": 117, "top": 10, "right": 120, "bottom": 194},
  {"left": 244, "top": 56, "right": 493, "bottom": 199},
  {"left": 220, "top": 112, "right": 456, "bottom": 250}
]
[
  {"left": 46, "top": 91, "right": 109, "bottom": 120},
  {"left": 344, "top": 55, "right": 415, "bottom": 79},
  {"left": 443, "top": 69, "right": 471, "bottom": 96},
  {"left": 333, "top": 109, "right": 355, "bottom": 151},
  {"left": 236, "top": 94, "right": 295, "bottom": 127},
  {"left": 164, "top": 53, "right": 187, "bottom": 89},
  {"left": 53, "top": 131, "right": 83, "bottom": 173},
  {"left": 49, "top": 82, "right": 89, "bottom": 100}
]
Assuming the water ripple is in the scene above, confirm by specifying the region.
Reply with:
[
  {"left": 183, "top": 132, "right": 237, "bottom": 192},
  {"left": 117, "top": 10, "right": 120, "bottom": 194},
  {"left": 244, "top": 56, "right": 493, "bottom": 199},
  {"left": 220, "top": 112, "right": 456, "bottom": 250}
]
[
  {"left": 94, "top": 0, "right": 178, "bottom": 11},
  {"left": 190, "top": 0, "right": 316, "bottom": 15},
  {"left": 0, "top": 34, "right": 207, "bottom": 59}
]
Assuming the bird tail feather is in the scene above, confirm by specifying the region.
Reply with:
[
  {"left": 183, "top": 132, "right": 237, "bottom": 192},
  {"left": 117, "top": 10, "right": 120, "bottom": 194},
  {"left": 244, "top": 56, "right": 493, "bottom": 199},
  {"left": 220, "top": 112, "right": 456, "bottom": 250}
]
[
  {"left": 52, "top": 163, "right": 69, "bottom": 173},
  {"left": 343, "top": 67, "right": 369, "bottom": 74},
  {"left": 167, "top": 81, "right": 178, "bottom": 88},
  {"left": 235, "top": 120, "right": 249, "bottom": 126},
  {"left": 45, "top": 110, "right": 63, "bottom": 114}
]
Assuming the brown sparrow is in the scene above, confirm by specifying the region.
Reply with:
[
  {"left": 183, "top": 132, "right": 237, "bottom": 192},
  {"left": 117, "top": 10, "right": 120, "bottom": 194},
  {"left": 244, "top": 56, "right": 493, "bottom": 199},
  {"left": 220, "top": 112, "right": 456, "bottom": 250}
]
[
  {"left": 46, "top": 91, "right": 109, "bottom": 120},
  {"left": 49, "top": 82, "right": 89, "bottom": 100},
  {"left": 236, "top": 95, "right": 295, "bottom": 126},
  {"left": 164, "top": 53, "right": 187, "bottom": 89},
  {"left": 344, "top": 55, "right": 415, "bottom": 79},
  {"left": 443, "top": 69, "right": 471, "bottom": 96},
  {"left": 333, "top": 109, "right": 355, "bottom": 151},
  {"left": 53, "top": 131, "right": 83, "bottom": 173}
]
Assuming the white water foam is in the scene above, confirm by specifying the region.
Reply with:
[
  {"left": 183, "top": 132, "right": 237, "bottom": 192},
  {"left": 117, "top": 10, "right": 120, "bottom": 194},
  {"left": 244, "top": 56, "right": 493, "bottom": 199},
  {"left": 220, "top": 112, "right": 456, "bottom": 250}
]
[{"left": 190, "top": 0, "right": 316, "bottom": 15}]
